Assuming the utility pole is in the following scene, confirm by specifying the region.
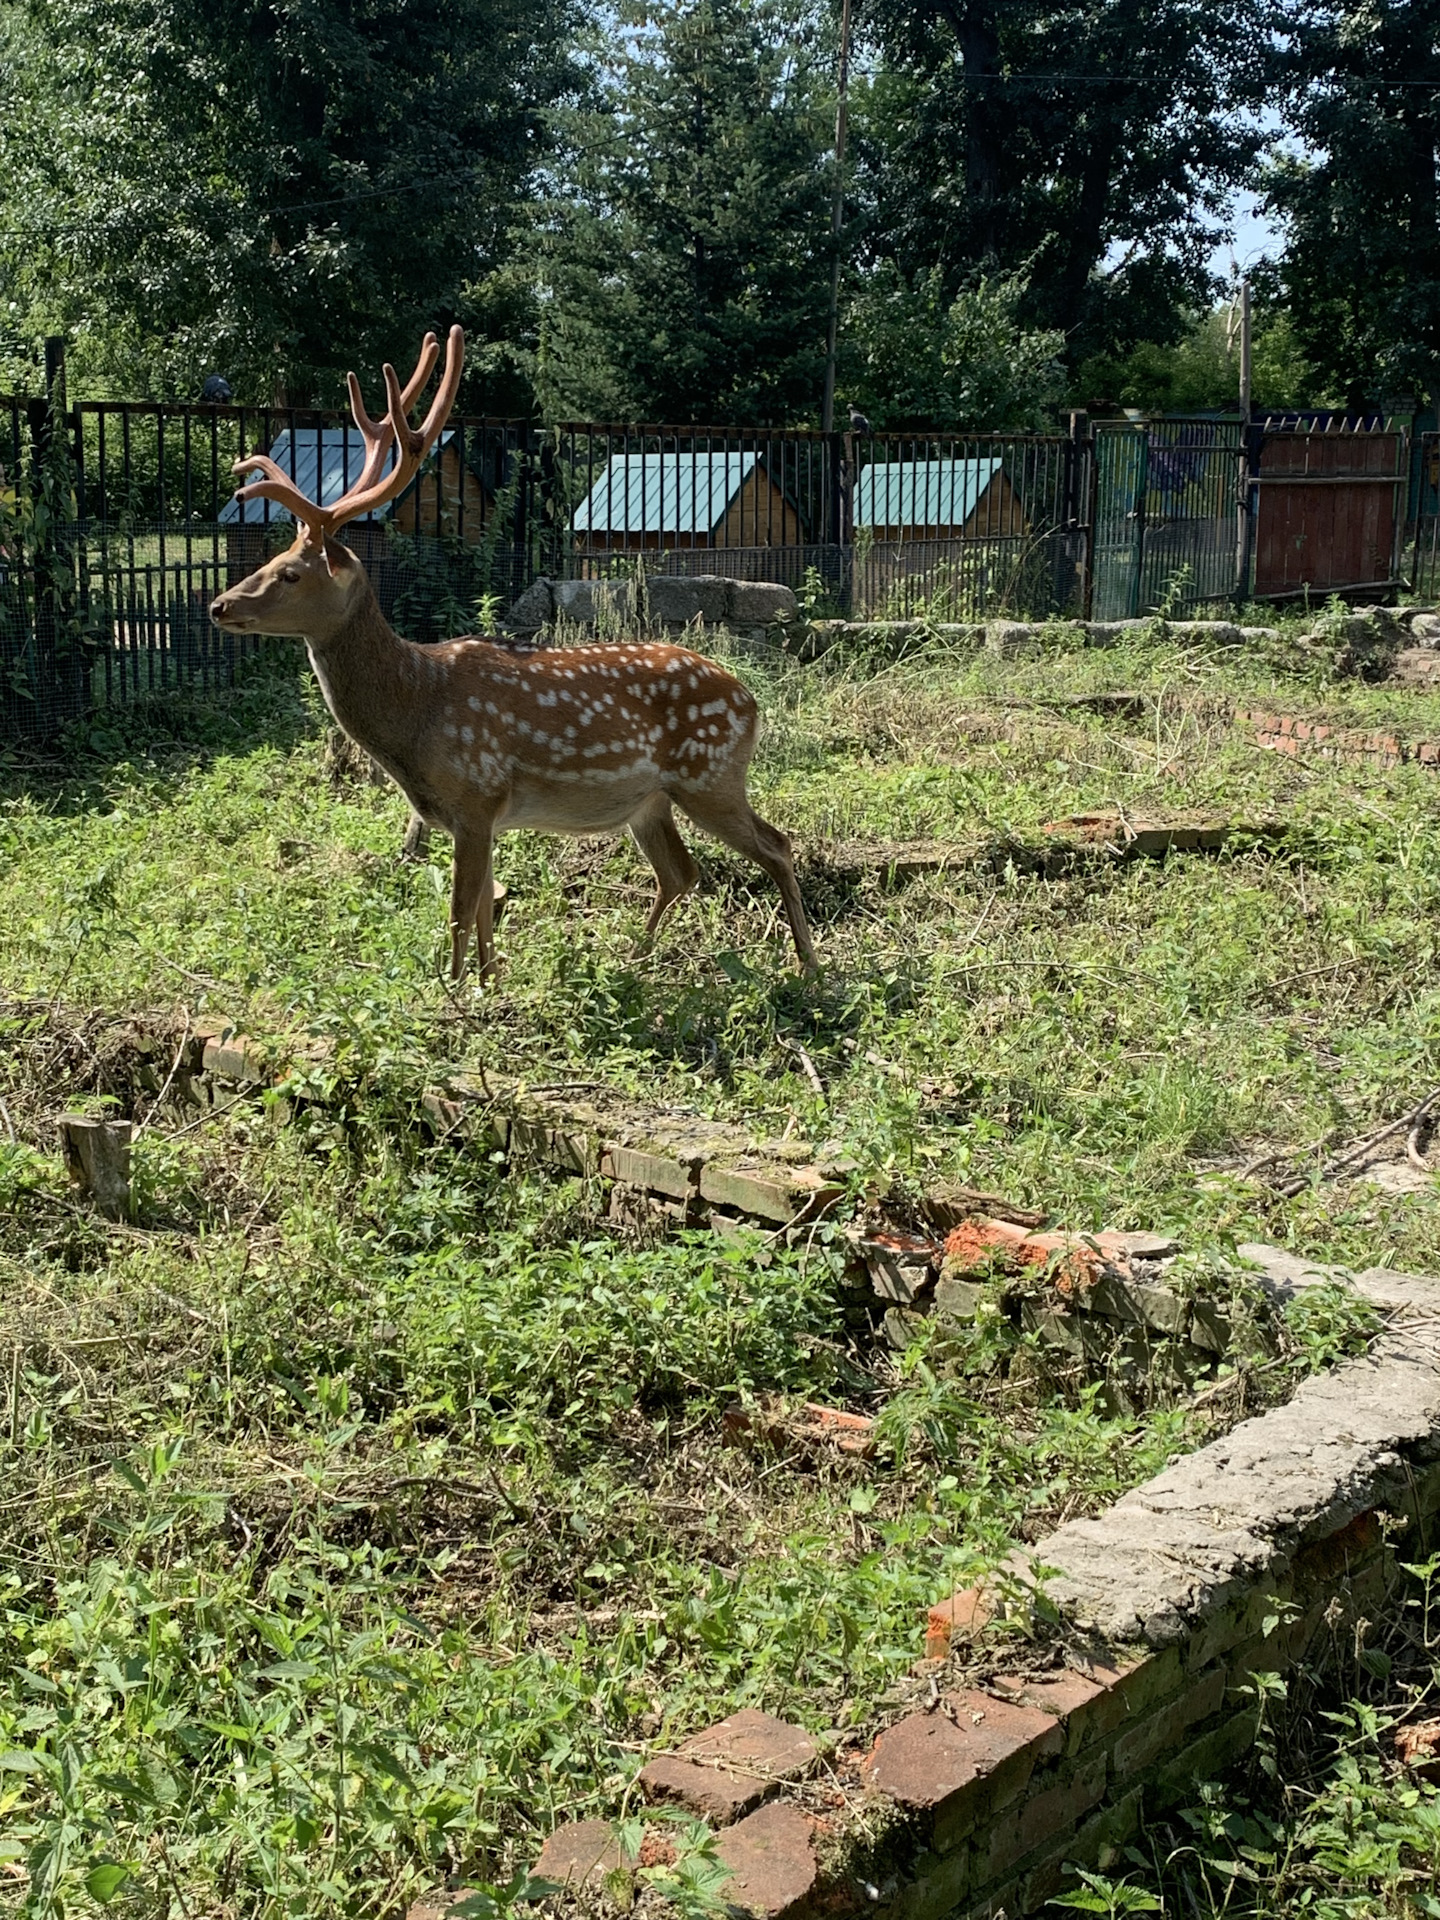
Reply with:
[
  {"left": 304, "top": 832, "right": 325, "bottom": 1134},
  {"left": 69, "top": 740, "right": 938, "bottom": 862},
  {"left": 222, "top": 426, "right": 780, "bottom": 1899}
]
[
  {"left": 1234, "top": 278, "right": 1252, "bottom": 600},
  {"left": 820, "top": 0, "right": 853, "bottom": 437}
]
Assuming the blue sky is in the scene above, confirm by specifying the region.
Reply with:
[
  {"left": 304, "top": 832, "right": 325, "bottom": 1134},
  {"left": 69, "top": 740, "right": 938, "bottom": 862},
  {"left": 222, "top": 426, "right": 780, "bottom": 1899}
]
[{"left": 1208, "top": 188, "right": 1284, "bottom": 280}]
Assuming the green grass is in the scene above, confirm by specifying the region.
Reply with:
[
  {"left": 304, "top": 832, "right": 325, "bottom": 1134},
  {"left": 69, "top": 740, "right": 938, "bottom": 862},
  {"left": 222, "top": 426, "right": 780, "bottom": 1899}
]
[{"left": 0, "top": 615, "right": 1436, "bottom": 1917}]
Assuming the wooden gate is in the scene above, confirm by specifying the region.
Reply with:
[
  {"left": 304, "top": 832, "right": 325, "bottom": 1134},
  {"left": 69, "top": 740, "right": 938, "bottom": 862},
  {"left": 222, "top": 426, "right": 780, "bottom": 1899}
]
[{"left": 1251, "top": 422, "right": 1407, "bottom": 600}]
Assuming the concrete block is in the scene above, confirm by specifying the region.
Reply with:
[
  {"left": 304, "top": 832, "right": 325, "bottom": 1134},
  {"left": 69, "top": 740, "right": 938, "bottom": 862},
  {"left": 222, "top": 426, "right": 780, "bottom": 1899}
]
[
  {"left": 59, "top": 1115, "right": 132, "bottom": 1220},
  {"left": 699, "top": 1163, "right": 842, "bottom": 1224},
  {"left": 597, "top": 1143, "right": 699, "bottom": 1199},
  {"left": 731, "top": 580, "right": 799, "bottom": 626}
]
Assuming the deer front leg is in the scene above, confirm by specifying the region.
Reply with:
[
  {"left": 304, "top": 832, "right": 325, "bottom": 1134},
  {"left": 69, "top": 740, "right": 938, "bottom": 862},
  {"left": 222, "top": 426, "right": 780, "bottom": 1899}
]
[{"left": 450, "top": 825, "right": 498, "bottom": 983}]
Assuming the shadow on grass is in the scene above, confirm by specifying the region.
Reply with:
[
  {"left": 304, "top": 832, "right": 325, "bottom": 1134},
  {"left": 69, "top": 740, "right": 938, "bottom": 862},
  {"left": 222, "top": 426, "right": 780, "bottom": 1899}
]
[{"left": 0, "top": 647, "right": 320, "bottom": 811}]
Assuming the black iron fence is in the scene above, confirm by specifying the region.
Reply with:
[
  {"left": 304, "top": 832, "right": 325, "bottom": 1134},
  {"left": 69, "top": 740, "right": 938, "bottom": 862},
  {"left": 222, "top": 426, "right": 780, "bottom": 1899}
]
[{"left": 0, "top": 359, "right": 1424, "bottom": 746}]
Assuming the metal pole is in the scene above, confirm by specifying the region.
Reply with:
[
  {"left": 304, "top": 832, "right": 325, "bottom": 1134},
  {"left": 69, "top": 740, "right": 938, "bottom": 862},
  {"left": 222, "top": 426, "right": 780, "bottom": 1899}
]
[
  {"left": 1234, "top": 279, "right": 1251, "bottom": 599},
  {"left": 820, "top": 0, "right": 853, "bottom": 438}
]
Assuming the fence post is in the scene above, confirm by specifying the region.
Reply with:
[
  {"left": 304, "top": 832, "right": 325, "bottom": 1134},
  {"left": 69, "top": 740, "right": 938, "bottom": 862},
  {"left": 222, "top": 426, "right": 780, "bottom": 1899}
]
[
  {"left": 1235, "top": 418, "right": 1261, "bottom": 604},
  {"left": 826, "top": 430, "right": 847, "bottom": 609},
  {"left": 1065, "top": 411, "right": 1092, "bottom": 618}
]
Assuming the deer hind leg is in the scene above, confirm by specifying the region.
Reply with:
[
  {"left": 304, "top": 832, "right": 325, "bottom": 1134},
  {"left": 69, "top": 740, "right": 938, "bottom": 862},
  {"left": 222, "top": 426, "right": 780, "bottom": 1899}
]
[
  {"left": 627, "top": 794, "right": 700, "bottom": 944},
  {"left": 674, "top": 790, "right": 817, "bottom": 974},
  {"left": 449, "top": 826, "right": 498, "bottom": 983}
]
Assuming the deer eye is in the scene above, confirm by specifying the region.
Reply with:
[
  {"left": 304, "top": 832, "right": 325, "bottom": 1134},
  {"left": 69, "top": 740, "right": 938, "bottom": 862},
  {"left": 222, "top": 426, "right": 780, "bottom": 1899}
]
[{"left": 281, "top": 567, "right": 300, "bottom": 583}]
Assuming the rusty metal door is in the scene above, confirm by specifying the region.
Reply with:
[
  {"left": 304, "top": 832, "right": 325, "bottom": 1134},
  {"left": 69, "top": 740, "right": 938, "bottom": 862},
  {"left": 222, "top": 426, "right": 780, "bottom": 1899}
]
[{"left": 1251, "top": 423, "right": 1408, "bottom": 599}]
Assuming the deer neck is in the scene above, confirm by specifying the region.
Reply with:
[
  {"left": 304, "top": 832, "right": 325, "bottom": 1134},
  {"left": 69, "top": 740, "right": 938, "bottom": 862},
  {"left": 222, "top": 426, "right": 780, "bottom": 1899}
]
[{"left": 305, "top": 586, "right": 424, "bottom": 769}]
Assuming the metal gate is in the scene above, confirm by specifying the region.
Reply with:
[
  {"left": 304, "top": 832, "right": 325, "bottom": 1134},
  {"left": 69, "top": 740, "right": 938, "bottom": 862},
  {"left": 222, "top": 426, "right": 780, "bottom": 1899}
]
[{"left": 1091, "top": 419, "right": 1242, "bottom": 620}]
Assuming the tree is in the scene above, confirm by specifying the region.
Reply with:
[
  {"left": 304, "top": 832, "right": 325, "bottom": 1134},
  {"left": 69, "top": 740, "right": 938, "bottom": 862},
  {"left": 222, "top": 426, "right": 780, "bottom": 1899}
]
[
  {"left": 0, "top": 0, "right": 577, "bottom": 404},
  {"left": 842, "top": 265, "right": 1066, "bottom": 426},
  {"left": 850, "top": 0, "right": 1271, "bottom": 361},
  {"left": 1071, "top": 304, "right": 1322, "bottom": 412},
  {"left": 521, "top": 0, "right": 834, "bottom": 423},
  {"left": 1262, "top": 0, "right": 1440, "bottom": 407}
]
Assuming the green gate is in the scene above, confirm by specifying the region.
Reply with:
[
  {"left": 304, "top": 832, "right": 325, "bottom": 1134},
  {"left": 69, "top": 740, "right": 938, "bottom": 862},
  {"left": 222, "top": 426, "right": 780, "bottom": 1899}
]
[{"left": 1091, "top": 419, "right": 1242, "bottom": 619}]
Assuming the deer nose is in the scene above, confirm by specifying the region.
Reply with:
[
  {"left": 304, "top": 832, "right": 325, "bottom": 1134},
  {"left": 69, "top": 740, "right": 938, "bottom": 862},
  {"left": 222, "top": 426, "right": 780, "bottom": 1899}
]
[{"left": 211, "top": 595, "right": 231, "bottom": 619}]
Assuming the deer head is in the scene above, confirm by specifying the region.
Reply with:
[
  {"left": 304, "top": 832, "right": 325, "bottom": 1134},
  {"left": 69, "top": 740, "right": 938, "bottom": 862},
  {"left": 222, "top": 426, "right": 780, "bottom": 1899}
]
[{"left": 210, "top": 326, "right": 464, "bottom": 645}]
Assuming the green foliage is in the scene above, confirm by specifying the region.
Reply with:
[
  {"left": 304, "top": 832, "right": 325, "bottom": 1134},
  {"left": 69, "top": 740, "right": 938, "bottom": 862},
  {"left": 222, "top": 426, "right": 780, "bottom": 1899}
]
[
  {"left": 1073, "top": 306, "right": 1324, "bottom": 414},
  {"left": 0, "top": 0, "right": 577, "bottom": 404},
  {"left": 852, "top": 0, "right": 1269, "bottom": 361},
  {"left": 518, "top": 0, "right": 833, "bottom": 423},
  {"left": 1264, "top": 0, "right": 1440, "bottom": 407},
  {"left": 843, "top": 266, "right": 1068, "bottom": 430}
]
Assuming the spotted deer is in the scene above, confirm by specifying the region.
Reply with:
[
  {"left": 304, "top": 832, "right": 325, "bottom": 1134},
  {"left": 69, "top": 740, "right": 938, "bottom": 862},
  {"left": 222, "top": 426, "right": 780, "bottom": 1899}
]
[{"left": 209, "top": 327, "right": 817, "bottom": 982}]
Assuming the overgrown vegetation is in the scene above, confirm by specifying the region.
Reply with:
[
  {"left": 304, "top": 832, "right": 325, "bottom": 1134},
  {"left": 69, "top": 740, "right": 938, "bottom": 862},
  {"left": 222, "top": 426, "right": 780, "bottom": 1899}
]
[{"left": 1, "top": 614, "right": 1436, "bottom": 1915}]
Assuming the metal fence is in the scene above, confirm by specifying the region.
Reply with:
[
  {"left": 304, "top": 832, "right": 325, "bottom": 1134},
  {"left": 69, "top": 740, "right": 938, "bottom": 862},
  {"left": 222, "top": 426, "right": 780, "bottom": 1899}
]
[
  {"left": 1408, "top": 432, "right": 1440, "bottom": 600},
  {"left": 0, "top": 360, "right": 1427, "bottom": 747}
]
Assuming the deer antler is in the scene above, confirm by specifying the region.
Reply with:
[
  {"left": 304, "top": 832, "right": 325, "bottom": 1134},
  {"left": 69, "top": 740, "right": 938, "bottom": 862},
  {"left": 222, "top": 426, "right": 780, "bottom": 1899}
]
[{"left": 230, "top": 327, "right": 464, "bottom": 544}]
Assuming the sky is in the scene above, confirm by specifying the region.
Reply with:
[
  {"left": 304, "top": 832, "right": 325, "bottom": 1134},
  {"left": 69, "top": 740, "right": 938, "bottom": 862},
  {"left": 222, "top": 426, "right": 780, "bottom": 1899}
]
[{"left": 1209, "top": 189, "right": 1284, "bottom": 280}]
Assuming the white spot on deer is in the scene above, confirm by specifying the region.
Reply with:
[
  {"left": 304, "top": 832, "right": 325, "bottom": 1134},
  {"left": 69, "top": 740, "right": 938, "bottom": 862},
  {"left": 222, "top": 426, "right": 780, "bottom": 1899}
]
[
  {"left": 687, "top": 705, "right": 699, "bottom": 721},
  {"left": 687, "top": 674, "right": 698, "bottom": 689},
  {"left": 467, "top": 694, "right": 481, "bottom": 710},
  {"left": 443, "top": 723, "right": 458, "bottom": 740},
  {"left": 461, "top": 725, "right": 474, "bottom": 744},
  {"left": 485, "top": 700, "right": 498, "bottom": 716},
  {"left": 538, "top": 690, "right": 558, "bottom": 708}
]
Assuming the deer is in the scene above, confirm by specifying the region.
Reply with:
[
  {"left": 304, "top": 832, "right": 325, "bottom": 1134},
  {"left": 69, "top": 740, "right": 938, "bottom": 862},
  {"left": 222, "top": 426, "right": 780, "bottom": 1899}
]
[{"left": 209, "top": 326, "right": 817, "bottom": 984}]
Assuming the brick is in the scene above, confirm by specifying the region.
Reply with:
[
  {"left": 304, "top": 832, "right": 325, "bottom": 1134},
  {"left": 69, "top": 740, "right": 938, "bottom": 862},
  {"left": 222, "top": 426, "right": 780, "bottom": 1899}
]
[
  {"left": 895, "top": 1843, "right": 975, "bottom": 1920},
  {"left": 975, "top": 1750, "right": 1107, "bottom": 1883},
  {"left": 700, "top": 1163, "right": 843, "bottom": 1224},
  {"left": 639, "top": 1753, "right": 769, "bottom": 1824},
  {"left": 1057, "top": 1649, "right": 1180, "bottom": 1754},
  {"left": 1293, "top": 1509, "right": 1382, "bottom": 1587},
  {"left": 1185, "top": 1584, "right": 1290, "bottom": 1672},
  {"left": 722, "top": 1399, "right": 876, "bottom": 1458},
  {"left": 1150, "top": 1708, "right": 1257, "bottom": 1806},
  {"left": 534, "top": 1819, "right": 626, "bottom": 1890},
  {"left": 598, "top": 1143, "right": 699, "bottom": 1199},
  {"left": 1017, "top": 1786, "right": 1144, "bottom": 1912},
  {"left": 925, "top": 1585, "right": 995, "bottom": 1658},
  {"left": 867, "top": 1695, "right": 1063, "bottom": 1852},
  {"left": 680, "top": 1709, "right": 820, "bottom": 1783},
  {"left": 714, "top": 1802, "right": 817, "bottom": 1918},
  {"left": 1076, "top": 1273, "right": 1188, "bottom": 1335},
  {"left": 1112, "top": 1663, "right": 1226, "bottom": 1777},
  {"left": 202, "top": 1033, "right": 269, "bottom": 1081},
  {"left": 988, "top": 1667, "right": 1116, "bottom": 1755}
]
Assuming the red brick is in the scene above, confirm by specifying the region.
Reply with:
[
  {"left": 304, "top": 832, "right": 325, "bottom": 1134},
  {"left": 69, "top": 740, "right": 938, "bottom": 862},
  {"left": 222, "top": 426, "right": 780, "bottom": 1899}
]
[
  {"left": 988, "top": 1666, "right": 1119, "bottom": 1752},
  {"left": 976, "top": 1750, "right": 1108, "bottom": 1882},
  {"left": 715, "top": 1802, "right": 818, "bottom": 1918},
  {"left": 639, "top": 1755, "right": 769, "bottom": 1824},
  {"left": 1112, "top": 1664, "right": 1226, "bottom": 1777},
  {"left": 925, "top": 1585, "right": 995, "bottom": 1658},
  {"left": 681, "top": 1709, "right": 820, "bottom": 1783},
  {"left": 534, "top": 1820, "right": 626, "bottom": 1890},
  {"left": 866, "top": 1695, "right": 1063, "bottom": 1850}
]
